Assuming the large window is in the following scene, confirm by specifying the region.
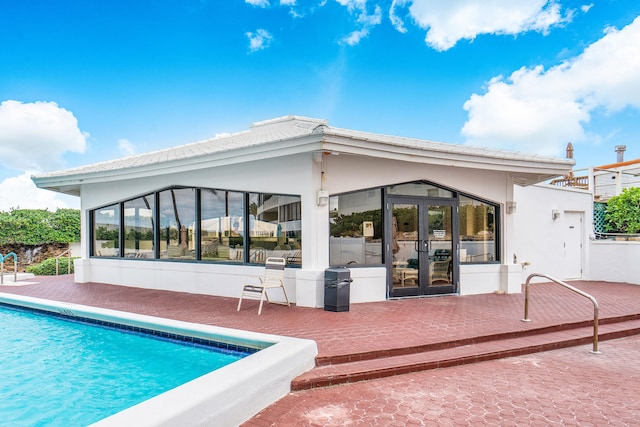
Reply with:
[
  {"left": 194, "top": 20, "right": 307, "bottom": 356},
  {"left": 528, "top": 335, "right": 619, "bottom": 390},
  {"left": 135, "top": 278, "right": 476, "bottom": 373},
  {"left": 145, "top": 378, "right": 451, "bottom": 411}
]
[
  {"left": 93, "top": 204, "right": 120, "bottom": 257},
  {"left": 459, "top": 195, "right": 497, "bottom": 262},
  {"left": 123, "top": 195, "right": 155, "bottom": 258},
  {"left": 248, "top": 193, "right": 302, "bottom": 265},
  {"left": 328, "top": 184, "right": 499, "bottom": 266},
  {"left": 200, "top": 189, "right": 244, "bottom": 263},
  {"left": 329, "top": 189, "right": 382, "bottom": 265},
  {"left": 159, "top": 188, "right": 196, "bottom": 260},
  {"left": 91, "top": 187, "right": 301, "bottom": 266}
]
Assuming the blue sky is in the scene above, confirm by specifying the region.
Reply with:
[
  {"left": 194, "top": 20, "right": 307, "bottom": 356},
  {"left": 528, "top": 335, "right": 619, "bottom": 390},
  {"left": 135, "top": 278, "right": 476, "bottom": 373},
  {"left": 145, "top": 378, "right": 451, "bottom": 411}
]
[{"left": 1, "top": 0, "right": 639, "bottom": 211}]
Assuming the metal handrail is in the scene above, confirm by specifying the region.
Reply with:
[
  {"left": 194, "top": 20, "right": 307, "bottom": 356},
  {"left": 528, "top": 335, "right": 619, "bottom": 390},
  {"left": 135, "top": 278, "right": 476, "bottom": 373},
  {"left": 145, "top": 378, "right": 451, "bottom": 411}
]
[
  {"left": 55, "top": 248, "right": 72, "bottom": 275},
  {"left": 0, "top": 252, "right": 18, "bottom": 284},
  {"left": 522, "top": 273, "right": 600, "bottom": 354}
]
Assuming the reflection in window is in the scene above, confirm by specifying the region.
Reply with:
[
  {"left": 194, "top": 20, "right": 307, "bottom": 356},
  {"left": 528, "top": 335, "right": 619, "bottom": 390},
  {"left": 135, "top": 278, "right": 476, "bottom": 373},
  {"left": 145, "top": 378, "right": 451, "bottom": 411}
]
[
  {"left": 329, "top": 189, "right": 382, "bottom": 265},
  {"left": 459, "top": 195, "right": 497, "bottom": 262},
  {"left": 159, "top": 189, "right": 196, "bottom": 260},
  {"left": 200, "top": 189, "right": 244, "bottom": 263},
  {"left": 248, "top": 193, "right": 302, "bottom": 265},
  {"left": 124, "top": 195, "right": 155, "bottom": 259},
  {"left": 93, "top": 204, "right": 120, "bottom": 257},
  {"left": 387, "top": 182, "right": 453, "bottom": 198}
]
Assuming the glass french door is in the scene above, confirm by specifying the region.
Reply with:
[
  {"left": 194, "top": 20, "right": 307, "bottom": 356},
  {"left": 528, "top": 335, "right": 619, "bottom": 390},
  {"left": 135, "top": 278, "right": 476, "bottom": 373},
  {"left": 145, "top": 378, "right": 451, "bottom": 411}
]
[{"left": 388, "top": 197, "right": 457, "bottom": 297}]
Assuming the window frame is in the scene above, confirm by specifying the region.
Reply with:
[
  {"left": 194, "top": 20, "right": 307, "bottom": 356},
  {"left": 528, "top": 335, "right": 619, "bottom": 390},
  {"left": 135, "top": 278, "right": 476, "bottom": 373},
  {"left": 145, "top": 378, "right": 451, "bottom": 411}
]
[{"left": 89, "top": 186, "right": 302, "bottom": 267}]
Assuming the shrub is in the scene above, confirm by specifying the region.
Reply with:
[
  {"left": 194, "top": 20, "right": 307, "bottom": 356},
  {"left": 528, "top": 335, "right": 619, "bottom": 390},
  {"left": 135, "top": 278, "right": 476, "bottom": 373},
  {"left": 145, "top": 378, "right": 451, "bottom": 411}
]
[
  {"left": 0, "top": 208, "right": 80, "bottom": 245},
  {"left": 26, "top": 256, "right": 78, "bottom": 276},
  {"left": 604, "top": 187, "right": 640, "bottom": 233}
]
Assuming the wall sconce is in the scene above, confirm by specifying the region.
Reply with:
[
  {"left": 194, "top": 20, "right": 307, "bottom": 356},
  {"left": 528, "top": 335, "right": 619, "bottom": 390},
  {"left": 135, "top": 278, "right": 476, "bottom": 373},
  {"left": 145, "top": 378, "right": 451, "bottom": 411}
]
[
  {"left": 506, "top": 201, "right": 516, "bottom": 214},
  {"left": 317, "top": 190, "right": 329, "bottom": 206},
  {"left": 552, "top": 209, "right": 560, "bottom": 220}
]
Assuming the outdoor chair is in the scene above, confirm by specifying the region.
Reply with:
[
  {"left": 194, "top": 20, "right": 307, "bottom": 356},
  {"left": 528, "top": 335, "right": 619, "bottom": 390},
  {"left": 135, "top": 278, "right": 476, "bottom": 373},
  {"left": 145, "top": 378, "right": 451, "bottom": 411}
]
[
  {"left": 237, "top": 257, "right": 290, "bottom": 315},
  {"left": 429, "top": 257, "right": 452, "bottom": 285}
]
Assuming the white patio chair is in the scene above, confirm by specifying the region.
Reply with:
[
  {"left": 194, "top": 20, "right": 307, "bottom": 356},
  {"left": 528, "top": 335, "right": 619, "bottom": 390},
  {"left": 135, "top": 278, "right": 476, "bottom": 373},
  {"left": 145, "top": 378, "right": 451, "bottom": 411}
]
[{"left": 237, "top": 257, "right": 290, "bottom": 315}]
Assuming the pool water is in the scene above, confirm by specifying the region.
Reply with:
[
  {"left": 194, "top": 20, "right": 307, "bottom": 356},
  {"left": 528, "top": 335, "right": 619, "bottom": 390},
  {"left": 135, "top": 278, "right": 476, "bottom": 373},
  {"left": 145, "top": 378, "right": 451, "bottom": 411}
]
[{"left": 0, "top": 304, "right": 250, "bottom": 427}]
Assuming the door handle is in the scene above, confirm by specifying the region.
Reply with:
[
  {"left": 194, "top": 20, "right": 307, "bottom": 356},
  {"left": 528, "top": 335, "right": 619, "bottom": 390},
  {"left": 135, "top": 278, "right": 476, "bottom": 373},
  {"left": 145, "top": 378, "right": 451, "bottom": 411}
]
[{"left": 415, "top": 240, "right": 430, "bottom": 253}]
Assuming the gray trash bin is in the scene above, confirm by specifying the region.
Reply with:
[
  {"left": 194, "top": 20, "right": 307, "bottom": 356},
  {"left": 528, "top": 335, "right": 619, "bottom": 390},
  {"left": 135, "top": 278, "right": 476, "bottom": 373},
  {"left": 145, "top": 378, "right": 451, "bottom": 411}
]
[{"left": 324, "top": 267, "right": 352, "bottom": 312}]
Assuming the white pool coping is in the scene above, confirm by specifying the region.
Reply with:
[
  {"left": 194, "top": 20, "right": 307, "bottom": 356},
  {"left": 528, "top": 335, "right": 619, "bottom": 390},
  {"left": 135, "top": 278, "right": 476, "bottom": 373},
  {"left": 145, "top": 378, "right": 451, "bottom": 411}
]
[{"left": 0, "top": 293, "right": 318, "bottom": 427}]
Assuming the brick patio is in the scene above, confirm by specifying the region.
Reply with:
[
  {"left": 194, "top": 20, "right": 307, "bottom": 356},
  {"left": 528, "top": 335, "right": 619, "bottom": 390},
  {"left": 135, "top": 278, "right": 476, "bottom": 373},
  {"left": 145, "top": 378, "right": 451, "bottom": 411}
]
[{"left": 2, "top": 275, "right": 640, "bottom": 425}]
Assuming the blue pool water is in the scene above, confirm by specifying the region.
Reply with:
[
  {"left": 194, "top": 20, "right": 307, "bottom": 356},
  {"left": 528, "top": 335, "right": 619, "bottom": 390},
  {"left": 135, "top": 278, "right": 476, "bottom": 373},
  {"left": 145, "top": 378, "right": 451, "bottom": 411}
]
[{"left": 0, "top": 303, "right": 251, "bottom": 426}]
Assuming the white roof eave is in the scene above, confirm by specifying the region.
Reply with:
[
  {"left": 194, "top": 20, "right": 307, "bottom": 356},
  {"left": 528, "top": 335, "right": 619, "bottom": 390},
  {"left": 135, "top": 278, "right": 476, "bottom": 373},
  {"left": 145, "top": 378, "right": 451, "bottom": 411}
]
[
  {"left": 320, "top": 134, "right": 574, "bottom": 185},
  {"left": 32, "top": 116, "right": 575, "bottom": 194},
  {"left": 33, "top": 134, "right": 326, "bottom": 193}
]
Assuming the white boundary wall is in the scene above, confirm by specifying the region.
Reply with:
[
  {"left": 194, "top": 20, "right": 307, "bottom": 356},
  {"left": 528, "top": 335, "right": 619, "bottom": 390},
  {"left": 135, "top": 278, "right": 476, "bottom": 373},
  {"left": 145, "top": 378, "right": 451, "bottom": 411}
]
[{"left": 588, "top": 240, "right": 640, "bottom": 284}]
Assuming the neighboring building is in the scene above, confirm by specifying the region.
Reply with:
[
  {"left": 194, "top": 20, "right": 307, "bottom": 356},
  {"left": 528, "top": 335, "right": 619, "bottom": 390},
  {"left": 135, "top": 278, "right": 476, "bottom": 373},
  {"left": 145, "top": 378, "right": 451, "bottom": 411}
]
[
  {"left": 550, "top": 144, "right": 640, "bottom": 239},
  {"left": 33, "top": 115, "right": 574, "bottom": 307},
  {"left": 552, "top": 144, "right": 640, "bottom": 202},
  {"left": 591, "top": 145, "right": 640, "bottom": 202}
]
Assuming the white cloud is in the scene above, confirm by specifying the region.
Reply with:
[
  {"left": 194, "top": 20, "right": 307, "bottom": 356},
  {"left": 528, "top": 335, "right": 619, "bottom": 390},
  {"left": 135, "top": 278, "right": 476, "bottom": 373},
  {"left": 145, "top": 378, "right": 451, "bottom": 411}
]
[
  {"left": 581, "top": 3, "right": 593, "bottom": 13},
  {"left": 338, "top": 1, "right": 382, "bottom": 45},
  {"left": 394, "top": 0, "right": 569, "bottom": 51},
  {"left": 462, "top": 16, "right": 640, "bottom": 156},
  {"left": 280, "top": 0, "right": 296, "bottom": 5},
  {"left": 118, "top": 138, "right": 137, "bottom": 157},
  {"left": 0, "top": 100, "right": 87, "bottom": 173},
  {"left": 390, "top": 0, "right": 411, "bottom": 33},
  {"left": 0, "top": 172, "right": 79, "bottom": 212},
  {"left": 245, "top": 0, "right": 270, "bottom": 7},
  {"left": 246, "top": 28, "right": 274, "bottom": 52}
]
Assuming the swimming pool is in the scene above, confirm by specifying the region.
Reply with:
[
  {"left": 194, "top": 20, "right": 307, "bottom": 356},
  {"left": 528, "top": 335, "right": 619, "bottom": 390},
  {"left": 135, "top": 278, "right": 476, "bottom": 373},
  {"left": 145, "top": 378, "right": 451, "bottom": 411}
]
[{"left": 0, "top": 293, "right": 318, "bottom": 426}]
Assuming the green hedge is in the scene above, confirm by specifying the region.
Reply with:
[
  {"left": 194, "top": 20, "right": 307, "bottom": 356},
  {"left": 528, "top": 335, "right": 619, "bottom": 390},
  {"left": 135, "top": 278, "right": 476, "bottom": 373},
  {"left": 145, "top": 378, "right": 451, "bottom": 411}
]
[
  {"left": 26, "top": 256, "right": 78, "bottom": 275},
  {"left": 0, "top": 209, "right": 80, "bottom": 245}
]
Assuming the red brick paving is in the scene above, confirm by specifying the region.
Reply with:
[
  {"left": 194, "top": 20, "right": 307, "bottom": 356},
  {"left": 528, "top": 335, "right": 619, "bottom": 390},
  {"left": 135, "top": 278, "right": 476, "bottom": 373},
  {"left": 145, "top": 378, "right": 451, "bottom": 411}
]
[
  {"left": 2, "top": 276, "right": 640, "bottom": 425},
  {"left": 246, "top": 335, "right": 640, "bottom": 426}
]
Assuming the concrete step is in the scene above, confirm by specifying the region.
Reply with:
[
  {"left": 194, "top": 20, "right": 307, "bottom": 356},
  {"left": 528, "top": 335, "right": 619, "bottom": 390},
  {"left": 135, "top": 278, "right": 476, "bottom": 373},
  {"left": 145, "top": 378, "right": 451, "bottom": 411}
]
[{"left": 291, "top": 317, "right": 640, "bottom": 391}]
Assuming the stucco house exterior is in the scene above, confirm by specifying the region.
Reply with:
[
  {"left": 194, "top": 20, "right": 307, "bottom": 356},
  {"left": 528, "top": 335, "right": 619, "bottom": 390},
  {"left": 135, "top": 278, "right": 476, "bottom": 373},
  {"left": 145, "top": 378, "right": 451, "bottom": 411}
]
[{"left": 33, "top": 115, "right": 576, "bottom": 307}]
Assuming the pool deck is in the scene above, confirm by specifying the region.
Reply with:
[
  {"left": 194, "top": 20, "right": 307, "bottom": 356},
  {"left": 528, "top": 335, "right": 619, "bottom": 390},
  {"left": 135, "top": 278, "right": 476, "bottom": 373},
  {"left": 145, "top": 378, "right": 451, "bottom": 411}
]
[{"left": 3, "top": 275, "right": 640, "bottom": 426}]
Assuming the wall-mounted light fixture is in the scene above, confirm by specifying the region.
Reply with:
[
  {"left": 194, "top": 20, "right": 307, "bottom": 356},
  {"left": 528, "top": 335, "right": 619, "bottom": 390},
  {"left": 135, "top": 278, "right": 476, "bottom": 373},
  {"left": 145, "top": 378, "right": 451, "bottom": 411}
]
[
  {"left": 552, "top": 209, "right": 560, "bottom": 220},
  {"left": 317, "top": 190, "right": 329, "bottom": 206},
  {"left": 506, "top": 201, "right": 516, "bottom": 214}
]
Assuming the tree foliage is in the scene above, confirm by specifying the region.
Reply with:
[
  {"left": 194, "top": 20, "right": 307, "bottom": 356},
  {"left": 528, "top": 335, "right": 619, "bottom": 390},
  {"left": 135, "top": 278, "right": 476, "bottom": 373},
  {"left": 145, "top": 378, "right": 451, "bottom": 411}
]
[
  {"left": 330, "top": 209, "right": 382, "bottom": 238},
  {"left": 604, "top": 187, "right": 640, "bottom": 233},
  {"left": 0, "top": 209, "right": 81, "bottom": 245}
]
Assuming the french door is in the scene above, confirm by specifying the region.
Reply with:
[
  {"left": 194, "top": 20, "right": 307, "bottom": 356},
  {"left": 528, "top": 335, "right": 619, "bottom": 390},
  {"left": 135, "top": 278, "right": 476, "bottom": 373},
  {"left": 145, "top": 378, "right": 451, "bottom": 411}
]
[{"left": 388, "top": 196, "right": 458, "bottom": 297}]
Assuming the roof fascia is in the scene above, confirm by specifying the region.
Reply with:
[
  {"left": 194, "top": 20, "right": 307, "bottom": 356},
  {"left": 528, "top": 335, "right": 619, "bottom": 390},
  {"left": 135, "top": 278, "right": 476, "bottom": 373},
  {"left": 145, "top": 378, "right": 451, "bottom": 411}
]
[
  {"left": 319, "top": 134, "right": 573, "bottom": 184},
  {"left": 33, "top": 133, "right": 326, "bottom": 193}
]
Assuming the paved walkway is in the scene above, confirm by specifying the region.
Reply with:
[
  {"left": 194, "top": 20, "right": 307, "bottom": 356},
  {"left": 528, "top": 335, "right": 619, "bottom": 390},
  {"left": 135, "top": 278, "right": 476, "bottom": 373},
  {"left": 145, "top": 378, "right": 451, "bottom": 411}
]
[{"left": 2, "top": 276, "right": 640, "bottom": 425}]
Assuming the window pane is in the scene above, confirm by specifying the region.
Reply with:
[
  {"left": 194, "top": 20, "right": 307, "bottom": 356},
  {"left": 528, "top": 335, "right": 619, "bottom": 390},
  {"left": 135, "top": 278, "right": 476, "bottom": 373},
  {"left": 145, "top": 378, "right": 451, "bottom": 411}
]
[
  {"left": 249, "top": 193, "right": 302, "bottom": 265},
  {"left": 159, "top": 189, "right": 196, "bottom": 260},
  {"left": 124, "top": 195, "right": 155, "bottom": 259},
  {"left": 387, "top": 182, "right": 452, "bottom": 198},
  {"left": 459, "top": 195, "right": 497, "bottom": 262},
  {"left": 200, "top": 189, "right": 244, "bottom": 263},
  {"left": 93, "top": 204, "right": 120, "bottom": 257},
  {"left": 329, "top": 189, "right": 382, "bottom": 265}
]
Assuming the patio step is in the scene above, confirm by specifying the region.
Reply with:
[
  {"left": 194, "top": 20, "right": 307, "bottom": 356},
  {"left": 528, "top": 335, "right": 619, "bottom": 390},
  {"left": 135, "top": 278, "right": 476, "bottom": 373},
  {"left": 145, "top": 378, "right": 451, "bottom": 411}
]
[{"left": 291, "top": 316, "right": 640, "bottom": 391}]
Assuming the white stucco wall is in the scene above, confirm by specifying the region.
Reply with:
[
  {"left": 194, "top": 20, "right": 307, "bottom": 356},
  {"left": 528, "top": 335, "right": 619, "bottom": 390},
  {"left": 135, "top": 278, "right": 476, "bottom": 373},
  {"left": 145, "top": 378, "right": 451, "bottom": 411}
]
[
  {"left": 588, "top": 240, "right": 640, "bottom": 284},
  {"left": 75, "top": 151, "right": 576, "bottom": 306},
  {"left": 512, "top": 184, "right": 593, "bottom": 284}
]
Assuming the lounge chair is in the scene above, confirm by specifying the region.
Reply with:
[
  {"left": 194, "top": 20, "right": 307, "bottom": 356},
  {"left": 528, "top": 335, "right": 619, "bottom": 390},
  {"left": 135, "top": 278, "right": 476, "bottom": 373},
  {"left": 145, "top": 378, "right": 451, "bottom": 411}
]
[{"left": 237, "top": 257, "right": 291, "bottom": 315}]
